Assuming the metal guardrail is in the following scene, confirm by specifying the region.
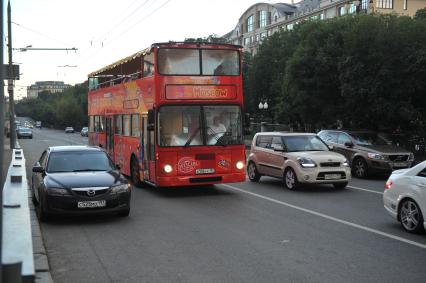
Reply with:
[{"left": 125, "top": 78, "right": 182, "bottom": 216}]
[{"left": 2, "top": 147, "right": 35, "bottom": 282}]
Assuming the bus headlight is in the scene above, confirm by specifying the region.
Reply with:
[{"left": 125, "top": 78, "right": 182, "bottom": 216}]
[
  {"left": 164, "top": 164, "right": 173, "bottom": 173},
  {"left": 236, "top": 161, "right": 244, "bottom": 170}
]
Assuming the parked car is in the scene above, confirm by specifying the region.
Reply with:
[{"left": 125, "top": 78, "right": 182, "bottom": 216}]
[
  {"left": 17, "top": 127, "right": 33, "bottom": 139},
  {"left": 383, "top": 160, "right": 426, "bottom": 233},
  {"left": 65, "top": 127, "right": 74, "bottom": 133},
  {"left": 35, "top": 121, "right": 42, "bottom": 129},
  {"left": 31, "top": 146, "right": 131, "bottom": 221},
  {"left": 80, "top": 127, "right": 89, "bottom": 137},
  {"left": 318, "top": 130, "right": 414, "bottom": 178},
  {"left": 247, "top": 132, "right": 351, "bottom": 190}
]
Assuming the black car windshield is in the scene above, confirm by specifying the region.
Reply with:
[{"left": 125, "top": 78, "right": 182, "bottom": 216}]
[
  {"left": 47, "top": 151, "right": 115, "bottom": 173},
  {"left": 283, "top": 135, "right": 329, "bottom": 152},
  {"left": 351, "top": 133, "right": 388, "bottom": 146}
]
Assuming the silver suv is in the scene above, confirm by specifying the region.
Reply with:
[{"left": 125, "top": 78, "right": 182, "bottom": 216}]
[
  {"left": 247, "top": 132, "right": 351, "bottom": 190},
  {"left": 318, "top": 130, "right": 414, "bottom": 178}
]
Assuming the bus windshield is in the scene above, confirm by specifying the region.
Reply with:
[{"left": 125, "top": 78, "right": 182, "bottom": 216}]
[
  {"left": 159, "top": 105, "right": 243, "bottom": 147},
  {"left": 157, "top": 48, "right": 240, "bottom": 76}
]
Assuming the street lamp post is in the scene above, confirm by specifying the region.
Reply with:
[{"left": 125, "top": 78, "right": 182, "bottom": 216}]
[{"left": 258, "top": 100, "right": 269, "bottom": 132}]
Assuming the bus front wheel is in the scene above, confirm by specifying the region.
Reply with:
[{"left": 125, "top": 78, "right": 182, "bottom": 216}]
[{"left": 131, "top": 157, "right": 143, "bottom": 187}]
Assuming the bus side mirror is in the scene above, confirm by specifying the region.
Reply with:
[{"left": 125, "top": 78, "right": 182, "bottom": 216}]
[{"left": 147, "top": 110, "right": 154, "bottom": 131}]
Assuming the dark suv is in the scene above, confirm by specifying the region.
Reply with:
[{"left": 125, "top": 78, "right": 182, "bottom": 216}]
[{"left": 318, "top": 130, "right": 414, "bottom": 178}]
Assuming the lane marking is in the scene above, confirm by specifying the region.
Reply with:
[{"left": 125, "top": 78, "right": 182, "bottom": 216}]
[
  {"left": 347, "top": 185, "right": 384, "bottom": 195},
  {"left": 220, "top": 184, "right": 426, "bottom": 249},
  {"left": 244, "top": 174, "right": 384, "bottom": 195}
]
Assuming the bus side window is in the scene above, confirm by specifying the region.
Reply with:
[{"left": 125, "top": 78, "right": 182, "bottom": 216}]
[{"left": 143, "top": 53, "right": 154, "bottom": 77}]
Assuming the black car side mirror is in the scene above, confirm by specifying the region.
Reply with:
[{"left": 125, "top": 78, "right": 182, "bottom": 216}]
[
  {"left": 344, "top": 141, "right": 354, "bottom": 148},
  {"left": 32, "top": 166, "right": 44, "bottom": 173}
]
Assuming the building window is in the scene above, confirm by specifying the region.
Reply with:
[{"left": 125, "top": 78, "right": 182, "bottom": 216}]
[
  {"left": 247, "top": 15, "right": 254, "bottom": 32},
  {"left": 320, "top": 12, "right": 325, "bottom": 20},
  {"left": 256, "top": 34, "right": 260, "bottom": 42},
  {"left": 244, "top": 38, "right": 250, "bottom": 45},
  {"left": 348, "top": 4, "right": 357, "bottom": 14},
  {"left": 361, "top": 0, "right": 369, "bottom": 10},
  {"left": 376, "top": 0, "right": 393, "bottom": 9},
  {"left": 338, "top": 6, "right": 346, "bottom": 16},
  {"left": 287, "top": 23, "right": 294, "bottom": 30},
  {"left": 259, "top": 11, "right": 268, "bottom": 28}
]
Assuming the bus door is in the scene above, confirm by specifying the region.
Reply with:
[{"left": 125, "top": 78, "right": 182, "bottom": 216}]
[
  {"left": 146, "top": 111, "right": 156, "bottom": 183},
  {"left": 105, "top": 117, "right": 114, "bottom": 157}
]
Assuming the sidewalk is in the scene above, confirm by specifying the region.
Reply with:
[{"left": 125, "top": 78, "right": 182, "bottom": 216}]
[{"left": 2, "top": 136, "right": 53, "bottom": 282}]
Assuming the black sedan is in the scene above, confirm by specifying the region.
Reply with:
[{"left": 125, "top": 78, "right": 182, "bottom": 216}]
[{"left": 31, "top": 146, "right": 131, "bottom": 221}]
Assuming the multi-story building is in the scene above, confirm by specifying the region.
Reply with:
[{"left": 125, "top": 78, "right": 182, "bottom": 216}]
[
  {"left": 224, "top": 0, "right": 426, "bottom": 54},
  {"left": 27, "top": 81, "right": 71, "bottom": 98}
]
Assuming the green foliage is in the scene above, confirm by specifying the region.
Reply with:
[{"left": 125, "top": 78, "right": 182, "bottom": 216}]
[
  {"left": 414, "top": 7, "right": 426, "bottom": 19},
  {"left": 184, "top": 34, "right": 227, "bottom": 44},
  {"left": 246, "top": 14, "right": 426, "bottom": 134},
  {"left": 15, "top": 83, "right": 88, "bottom": 129}
]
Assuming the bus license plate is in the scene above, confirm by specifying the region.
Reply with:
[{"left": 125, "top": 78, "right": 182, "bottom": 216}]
[
  {"left": 78, "top": 200, "right": 106, "bottom": 208},
  {"left": 196, "top": 168, "right": 215, "bottom": 174},
  {"left": 324, "top": 173, "right": 341, "bottom": 180}
]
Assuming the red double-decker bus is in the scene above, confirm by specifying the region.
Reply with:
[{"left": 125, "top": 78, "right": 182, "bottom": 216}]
[{"left": 87, "top": 42, "right": 246, "bottom": 187}]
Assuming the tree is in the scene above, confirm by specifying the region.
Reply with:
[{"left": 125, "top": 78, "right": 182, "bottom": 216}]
[{"left": 414, "top": 7, "right": 426, "bottom": 19}]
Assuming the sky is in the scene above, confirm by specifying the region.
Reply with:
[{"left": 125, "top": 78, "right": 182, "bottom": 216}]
[{"left": 3, "top": 0, "right": 292, "bottom": 100}]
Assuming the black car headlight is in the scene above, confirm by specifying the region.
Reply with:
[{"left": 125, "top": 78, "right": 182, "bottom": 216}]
[
  {"left": 110, "top": 184, "right": 131, "bottom": 194},
  {"left": 47, "top": 187, "right": 71, "bottom": 196}
]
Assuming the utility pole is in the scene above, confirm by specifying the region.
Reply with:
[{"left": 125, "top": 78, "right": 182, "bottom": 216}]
[
  {"left": 7, "top": 0, "right": 16, "bottom": 149},
  {"left": 1, "top": 1, "right": 5, "bottom": 280}
]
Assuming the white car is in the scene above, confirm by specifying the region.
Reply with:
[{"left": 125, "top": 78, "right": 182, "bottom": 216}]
[
  {"left": 247, "top": 132, "right": 351, "bottom": 190},
  {"left": 383, "top": 161, "right": 426, "bottom": 233}
]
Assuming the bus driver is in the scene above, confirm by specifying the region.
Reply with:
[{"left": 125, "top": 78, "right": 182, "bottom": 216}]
[{"left": 208, "top": 116, "right": 226, "bottom": 144}]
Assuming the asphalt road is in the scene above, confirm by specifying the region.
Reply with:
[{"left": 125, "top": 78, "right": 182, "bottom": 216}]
[{"left": 18, "top": 126, "right": 426, "bottom": 283}]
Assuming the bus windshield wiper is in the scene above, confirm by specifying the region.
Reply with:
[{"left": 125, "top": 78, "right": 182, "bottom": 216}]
[
  {"left": 206, "top": 127, "right": 226, "bottom": 147},
  {"left": 184, "top": 127, "right": 200, "bottom": 147}
]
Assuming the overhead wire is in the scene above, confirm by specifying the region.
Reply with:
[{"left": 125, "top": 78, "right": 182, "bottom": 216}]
[
  {"left": 76, "top": 0, "right": 173, "bottom": 71},
  {"left": 75, "top": 0, "right": 153, "bottom": 62}
]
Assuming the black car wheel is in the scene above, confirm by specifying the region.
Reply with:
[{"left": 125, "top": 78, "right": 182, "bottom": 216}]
[
  {"left": 36, "top": 192, "right": 50, "bottom": 222},
  {"left": 353, "top": 157, "right": 368, "bottom": 178},
  {"left": 399, "top": 199, "right": 424, "bottom": 233},
  {"left": 118, "top": 208, "right": 130, "bottom": 217},
  {"left": 31, "top": 179, "right": 38, "bottom": 205},
  {"left": 284, "top": 167, "right": 299, "bottom": 190},
  {"left": 247, "top": 161, "right": 261, "bottom": 182},
  {"left": 131, "top": 157, "right": 143, "bottom": 187}
]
